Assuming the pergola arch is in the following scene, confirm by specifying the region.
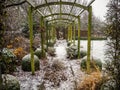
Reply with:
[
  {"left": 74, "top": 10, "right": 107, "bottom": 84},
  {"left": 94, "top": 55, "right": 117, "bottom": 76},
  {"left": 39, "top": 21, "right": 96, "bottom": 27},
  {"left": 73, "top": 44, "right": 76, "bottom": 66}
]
[
  {"left": 43, "top": 13, "right": 78, "bottom": 20},
  {"left": 48, "top": 21, "right": 73, "bottom": 25},
  {"left": 26, "top": 0, "right": 95, "bottom": 74},
  {"left": 34, "top": 1, "right": 88, "bottom": 11},
  {"left": 47, "top": 18, "right": 74, "bottom": 23}
]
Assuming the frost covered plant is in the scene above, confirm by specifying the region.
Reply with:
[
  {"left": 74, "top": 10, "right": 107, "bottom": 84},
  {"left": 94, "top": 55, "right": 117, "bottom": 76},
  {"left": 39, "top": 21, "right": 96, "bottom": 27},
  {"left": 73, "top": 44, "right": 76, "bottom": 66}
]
[
  {"left": 47, "top": 47, "right": 56, "bottom": 56},
  {"left": 1, "top": 48, "right": 16, "bottom": 73},
  {"left": 80, "top": 57, "right": 102, "bottom": 72},
  {"left": 51, "top": 59, "right": 65, "bottom": 71},
  {"left": 66, "top": 45, "right": 87, "bottom": 59},
  {"left": 22, "top": 54, "right": 40, "bottom": 71}
]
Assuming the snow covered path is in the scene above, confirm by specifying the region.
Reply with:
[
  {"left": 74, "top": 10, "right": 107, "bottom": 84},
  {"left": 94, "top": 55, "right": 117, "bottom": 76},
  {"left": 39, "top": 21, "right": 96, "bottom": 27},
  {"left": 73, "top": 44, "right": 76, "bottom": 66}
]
[{"left": 14, "top": 40, "right": 84, "bottom": 90}]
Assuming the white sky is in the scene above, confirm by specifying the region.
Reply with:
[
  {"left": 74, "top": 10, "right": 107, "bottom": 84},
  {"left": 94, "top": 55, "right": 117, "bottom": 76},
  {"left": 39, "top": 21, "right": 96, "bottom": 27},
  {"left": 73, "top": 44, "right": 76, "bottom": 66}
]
[{"left": 91, "top": 0, "right": 109, "bottom": 21}]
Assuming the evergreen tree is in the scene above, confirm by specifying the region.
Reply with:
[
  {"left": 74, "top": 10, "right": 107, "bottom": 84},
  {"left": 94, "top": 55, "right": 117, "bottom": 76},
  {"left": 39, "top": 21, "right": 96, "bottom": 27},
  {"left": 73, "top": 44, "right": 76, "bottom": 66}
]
[{"left": 105, "top": 0, "right": 120, "bottom": 89}]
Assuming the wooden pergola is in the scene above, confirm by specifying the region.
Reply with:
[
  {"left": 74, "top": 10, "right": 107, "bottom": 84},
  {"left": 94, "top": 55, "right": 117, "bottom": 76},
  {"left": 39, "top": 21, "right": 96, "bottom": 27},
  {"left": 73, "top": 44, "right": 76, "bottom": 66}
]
[{"left": 26, "top": 0, "right": 95, "bottom": 74}]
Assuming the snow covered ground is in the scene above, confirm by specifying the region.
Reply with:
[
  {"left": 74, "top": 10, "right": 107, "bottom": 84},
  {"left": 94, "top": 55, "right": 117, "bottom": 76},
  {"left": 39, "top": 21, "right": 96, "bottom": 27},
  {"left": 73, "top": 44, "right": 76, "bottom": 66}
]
[
  {"left": 14, "top": 40, "right": 107, "bottom": 90},
  {"left": 79, "top": 40, "right": 107, "bottom": 62}
]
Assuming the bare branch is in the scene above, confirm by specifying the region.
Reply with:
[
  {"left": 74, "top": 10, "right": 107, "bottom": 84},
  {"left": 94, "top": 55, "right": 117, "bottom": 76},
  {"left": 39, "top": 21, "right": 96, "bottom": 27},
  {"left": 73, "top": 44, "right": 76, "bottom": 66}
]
[{"left": 4, "top": 0, "right": 26, "bottom": 9}]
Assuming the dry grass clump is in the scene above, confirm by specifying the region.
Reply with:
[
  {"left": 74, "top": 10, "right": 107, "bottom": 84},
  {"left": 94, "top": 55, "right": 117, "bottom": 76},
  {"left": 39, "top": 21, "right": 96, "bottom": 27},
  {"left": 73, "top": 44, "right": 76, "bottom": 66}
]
[
  {"left": 78, "top": 72, "right": 102, "bottom": 90},
  {"left": 51, "top": 59, "right": 66, "bottom": 71},
  {"left": 44, "top": 59, "right": 67, "bottom": 87}
]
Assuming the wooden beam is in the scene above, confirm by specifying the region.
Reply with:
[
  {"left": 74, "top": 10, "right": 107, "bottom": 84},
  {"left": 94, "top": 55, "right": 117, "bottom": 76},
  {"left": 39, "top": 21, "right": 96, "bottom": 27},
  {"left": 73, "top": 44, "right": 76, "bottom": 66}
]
[
  {"left": 35, "top": 1, "right": 88, "bottom": 10},
  {"left": 44, "top": 13, "right": 78, "bottom": 18},
  {"left": 48, "top": 18, "right": 74, "bottom": 22}
]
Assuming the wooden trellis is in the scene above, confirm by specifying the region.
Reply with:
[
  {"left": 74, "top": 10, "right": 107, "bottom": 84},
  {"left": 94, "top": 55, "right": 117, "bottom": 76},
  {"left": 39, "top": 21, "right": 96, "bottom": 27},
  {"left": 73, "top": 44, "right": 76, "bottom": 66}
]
[{"left": 26, "top": 0, "right": 95, "bottom": 74}]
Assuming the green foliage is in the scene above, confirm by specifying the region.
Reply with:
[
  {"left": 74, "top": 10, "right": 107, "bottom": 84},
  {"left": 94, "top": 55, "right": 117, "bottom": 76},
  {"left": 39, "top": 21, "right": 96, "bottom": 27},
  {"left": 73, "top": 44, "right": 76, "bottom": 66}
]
[
  {"left": 80, "top": 58, "right": 102, "bottom": 71},
  {"left": 22, "top": 54, "right": 40, "bottom": 71},
  {"left": 2, "top": 74, "right": 20, "bottom": 90},
  {"left": 0, "top": 48, "right": 16, "bottom": 73},
  {"left": 104, "top": 0, "right": 120, "bottom": 89}
]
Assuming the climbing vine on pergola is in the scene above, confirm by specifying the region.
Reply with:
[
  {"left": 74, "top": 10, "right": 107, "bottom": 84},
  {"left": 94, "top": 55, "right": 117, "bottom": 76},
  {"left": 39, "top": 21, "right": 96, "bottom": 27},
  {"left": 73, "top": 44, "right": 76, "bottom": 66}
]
[{"left": 26, "top": 0, "right": 95, "bottom": 74}]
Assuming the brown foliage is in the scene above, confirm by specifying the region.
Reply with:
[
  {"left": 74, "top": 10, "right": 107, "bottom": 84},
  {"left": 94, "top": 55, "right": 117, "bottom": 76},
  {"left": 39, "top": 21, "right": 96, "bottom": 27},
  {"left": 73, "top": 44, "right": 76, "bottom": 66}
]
[{"left": 78, "top": 72, "right": 102, "bottom": 90}]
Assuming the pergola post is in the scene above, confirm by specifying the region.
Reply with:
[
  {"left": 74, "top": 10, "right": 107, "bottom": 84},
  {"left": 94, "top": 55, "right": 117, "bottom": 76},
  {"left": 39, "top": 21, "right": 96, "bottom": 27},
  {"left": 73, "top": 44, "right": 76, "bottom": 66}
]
[
  {"left": 53, "top": 26, "right": 56, "bottom": 41},
  {"left": 51, "top": 25, "right": 54, "bottom": 41},
  {"left": 67, "top": 26, "right": 70, "bottom": 42},
  {"left": 87, "top": 6, "right": 92, "bottom": 73},
  {"left": 45, "top": 21, "right": 48, "bottom": 50},
  {"left": 40, "top": 16, "right": 46, "bottom": 58},
  {"left": 70, "top": 24, "right": 73, "bottom": 43},
  {"left": 48, "top": 24, "right": 51, "bottom": 41},
  {"left": 73, "top": 21, "right": 76, "bottom": 45},
  {"left": 28, "top": 6, "right": 35, "bottom": 75},
  {"left": 77, "top": 16, "right": 81, "bottom": 59}
]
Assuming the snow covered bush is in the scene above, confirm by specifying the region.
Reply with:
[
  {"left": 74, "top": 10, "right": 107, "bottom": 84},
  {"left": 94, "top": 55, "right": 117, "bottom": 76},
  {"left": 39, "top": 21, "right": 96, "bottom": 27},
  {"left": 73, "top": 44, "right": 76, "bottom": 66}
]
[
  {"left": 1, "top": 74, "right": 20, "bottom": 90},
  {"left": 1, "top": 48, "right": 16, "bottom": 73},
  {"left": 80, "top": 57, "right": 102, "bottom": 71},
  {"left": 47, "top": 47, "right": 56, "bottom": 56},
  {"left": 66, "top": 45, "right": 87, "bottom": 59},
  {"left": 22, "top": 54, "right": 39, "bottom": 71},
  {"left": 34, "top": 48, "right": 42, "bottom": 59}
]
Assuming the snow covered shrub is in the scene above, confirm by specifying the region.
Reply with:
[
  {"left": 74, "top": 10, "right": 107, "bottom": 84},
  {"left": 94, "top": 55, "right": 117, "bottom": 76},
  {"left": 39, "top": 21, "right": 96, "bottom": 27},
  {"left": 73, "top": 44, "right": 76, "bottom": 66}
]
[
  {"left": 2, "top": 74, "right": 20, "bottom": 90},
  {"left": 66, "top": 45, "right": 87, "bottom": 59},
  {"left": 47, "top": 47, "right": 56, "bottom": 56},
  {"left": 22, "top": 54, "right": 39, "bottom": 71},
  {"left": 34, "top": 48, "right": 42, "bottom": 59},
  {"left": 80, "top": 57, "right": 102, "bottom": 71},
  {"left": 1, "top": 48, "right": 16, "bottom": 73}
]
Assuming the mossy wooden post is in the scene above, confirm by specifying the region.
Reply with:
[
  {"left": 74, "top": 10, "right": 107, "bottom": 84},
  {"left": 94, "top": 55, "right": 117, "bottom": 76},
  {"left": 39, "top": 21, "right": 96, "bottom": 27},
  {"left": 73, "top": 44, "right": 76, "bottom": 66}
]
[
  {"left": 73, "top": 21, "right": 76, "bottom": 45},
  {"left": 87, "top": 6, "right": 92, "bottom": 73},
  {"left": 67, "top": 26, "right": 70, "bottom": 41},
  {"left": 70, "top": 24, "right": 73, "bottom": 43},
  {"left": 51, "top": 25, "right": 54, "bottom": 41},
  {"left": 49, "top": 25, "right": 51, "bottom": 40},
  {"left": 28, "top": 6, "right": 35, "bottom": 75},
  {"left": 77, "top": 16, "right": 81, "bottom": 59},
  {"left": 45, "top": 21, "right": 48, "bottom": 50},
  {"left": 53, "top": 26, "right": 56, "bottom": 41},
  {"left": 48, "top": 24, "right": 50, "bottom": 42},
  {"left": 40, "top": 16, "right": 46, "bottom": 58}
]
